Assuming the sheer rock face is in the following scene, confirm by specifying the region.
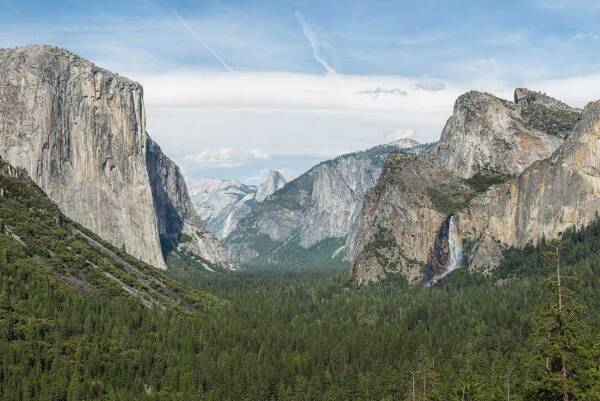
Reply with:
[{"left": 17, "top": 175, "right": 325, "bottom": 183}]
[
  {"left": 433, "top": 90, "right": 574, "bottom": 179},
  {"left": 459, "top": 100, "right": 600, "bottom": 272},
  {"left": 225, "top": 145, "right": 399, "bottom": 264},
  {"left": 0, "top": 45, "right": 235, "bottom": 270},
  {"left": 351, "top": 153, "right": 467, "bottom": 284},
  {"left": 255, "top": 170, "right": 291, "bottom": 203},
  {"left": 146, "top": 139, "right": 238, "bottom": 270},
  {"left": 0, "top": 45, "right": 164, "bottom": 267},
  {"left": 189, "top": 177, "right": 257, "bottom": 240},
  {"left": 352, "top": 89, "right": 584, "bottom": 284}
]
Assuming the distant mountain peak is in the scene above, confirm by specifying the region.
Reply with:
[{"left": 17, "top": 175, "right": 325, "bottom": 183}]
[
  {"left": 256, "top": 170, "right": 294, "bottom": 203},
  {"left": 390, "top": 138, "right": 420, "bottom": 149},
  {"left": 189, "top": 169, "right": 295, "bottom": 240}
]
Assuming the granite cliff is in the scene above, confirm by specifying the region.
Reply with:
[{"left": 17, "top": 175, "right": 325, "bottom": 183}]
[
  {"left": 0, "top": 45, "right": 235, "bottom": 270},
  {"left": 352, "top": 89, "right": 583, "bottom": 284},
  {"left": 459, "top": 99, "right": 600, "bottom": 273}
]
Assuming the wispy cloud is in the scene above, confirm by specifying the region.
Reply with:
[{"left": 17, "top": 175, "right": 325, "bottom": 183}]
[
  {"left": 181, "top": 148, "right": 270, "bottom": 169},
  {"left": 573, "top": 32, "right": 599, "bottom": 40},
  {"left": 295, "top": 12, "right": 337, "bottom": 76},
  {"left": 356, "top": 86, "right": 407, "bottom": 98},
  {"left": 413, "top": 79, "right": 446, "bottom": 91},
  {"left": 171, "top": 9, "right": 234, "bottom": 72}
]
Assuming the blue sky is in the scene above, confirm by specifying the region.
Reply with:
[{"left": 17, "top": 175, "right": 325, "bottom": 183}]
[{"left": 2, "top": 0, "right": 600, "bottom": 182}]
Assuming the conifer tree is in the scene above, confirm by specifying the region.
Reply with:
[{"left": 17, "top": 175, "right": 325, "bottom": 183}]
[{"left": 527, "top": 242, "right": 585, "bottom": 400}]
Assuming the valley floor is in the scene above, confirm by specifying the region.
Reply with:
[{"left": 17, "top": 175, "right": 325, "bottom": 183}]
[{"left": 3, "top": 221, "right": 600, "bottom": 400}]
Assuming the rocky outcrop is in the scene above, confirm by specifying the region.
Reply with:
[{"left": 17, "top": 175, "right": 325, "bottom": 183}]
[
  {"left": 352, "top": 89, "right": 583, "bottom": 284},
  {"left": 433, "top": 90, "right": 576, "bottom": 179},
  {"left": 514, "top": 88, "right": 582, "bottom": 139},
  {"left": 255, "top": 170, "right": 293, "bottom": 202},
  {"left": 0, "top": 45, "right": 235, "bottom": 270},
  {"left": 458, "top": 99, "right": 600, "bottom": 272}
]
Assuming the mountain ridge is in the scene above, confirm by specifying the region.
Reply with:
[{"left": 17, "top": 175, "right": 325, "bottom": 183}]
[
  {"left": 189, "top": 169, "right": 293, "bottom": 240},
  {"left": 352, "top": 88, "right": 584, "bottom": 284},
  {"left": 224, "top": 140, "right": 426, "bottom": 268}
]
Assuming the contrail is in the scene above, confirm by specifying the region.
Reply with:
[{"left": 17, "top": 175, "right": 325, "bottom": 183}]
[
  {"left": 295, "top": 12, "right": 337, "bottom": 76},
  {"left": 171, "top": 9, "right": 234, "bottom": 72}
]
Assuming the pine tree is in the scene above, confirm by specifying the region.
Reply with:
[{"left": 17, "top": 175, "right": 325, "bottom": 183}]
[{"left": 527, "top": 242, "right": 585, "bottom": 400}]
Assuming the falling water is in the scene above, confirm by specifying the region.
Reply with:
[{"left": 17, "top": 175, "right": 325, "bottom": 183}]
[{"left": 428, "top": 215, "right": 463, "bottom": 286}]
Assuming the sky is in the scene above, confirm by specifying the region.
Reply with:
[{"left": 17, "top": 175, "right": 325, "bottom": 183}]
[{"left": 1, "top": 0, "right": 600, "bottom": 183}]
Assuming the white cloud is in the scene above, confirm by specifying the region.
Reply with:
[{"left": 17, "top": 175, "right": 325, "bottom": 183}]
[
  {"left": 132, "top": 70, "right": 463, "bottom": 179},
  {"left": 385, "top": 128, "right": 414, "bottom": 142},
  {"left": 573, "top": 32, "right": 599, "bottom": 40},
  {"left": 181, "top": 148, "right": 269, "bottom": 169},
  {"left": 295, "top": 12, "right": 337, "bottom": 75},
  {"left": 357, "top": 87, "right": 407, "bottom": 98},
  {"left": 413, "top": 79, "right": 446, "bottom": 91},
  {"left": 130, "top": 68, "right": 600, "bottom": 180}
]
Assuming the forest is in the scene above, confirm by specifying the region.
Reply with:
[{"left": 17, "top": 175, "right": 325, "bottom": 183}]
[
  {"left": 1, "top": 158, "right": 600, "bottom": 400},
  {"left": 2, "top": 217, "right": 600, "bottom": 400}
]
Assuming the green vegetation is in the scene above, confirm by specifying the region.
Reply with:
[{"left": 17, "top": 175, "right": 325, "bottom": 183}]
[
  {"left": 2, "top": 159, "right": 600, "bottom": 400},
  {"left": 243, "top": 234, "right": 349, "bottom": 270},
  {"left": 427, "top": 184, "right": 474, "bottom": 215},
  {"left": 520, "top": 103, "right": 581, "bottom": 138},
  {"left": 465, "top": 170, "right": 508, "bottom": 193},
  {"left": 493, "top": 216, "right": 600, "bottom": 281},
  {"left": 0, "top": 162, "right": 220, "bottom": 313},
  {"left": 428, "top": 170, "right": 508, "bottom": 215}
]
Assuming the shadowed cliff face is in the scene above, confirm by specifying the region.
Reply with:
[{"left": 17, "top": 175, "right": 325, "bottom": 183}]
[
  {"left": 0, "top": 45, "right": 236, "bottom": 270},
  {"left": 352, "top": 89, "right": 584, "bottom": 284},
  {"left": 146, "top": 137, "right": 237, "bottom": 270}
]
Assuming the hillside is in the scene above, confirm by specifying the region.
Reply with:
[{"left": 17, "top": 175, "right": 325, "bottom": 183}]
[
  {"left": 225, "top": 142, "right": 429, "bottom": 269},
  {"left": 0, "top": 157, "right": 221, "bottom": 312}
]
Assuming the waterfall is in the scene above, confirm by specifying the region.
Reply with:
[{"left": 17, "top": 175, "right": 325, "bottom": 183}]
[
  {"left": 446, "top": 215, "right": 463, "bottom": 274},
  {"left": 428, "top": 215, "right": 463, "bottom": 286}
]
